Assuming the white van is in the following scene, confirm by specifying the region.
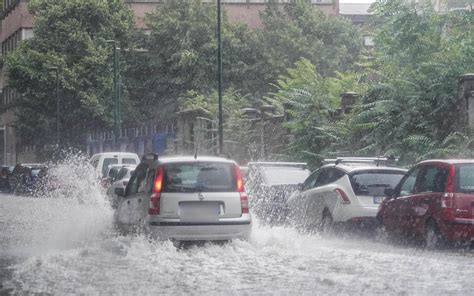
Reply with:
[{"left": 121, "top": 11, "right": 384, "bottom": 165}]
[{"left": 89, "top": 152, "right": 140, "bottom": 179}]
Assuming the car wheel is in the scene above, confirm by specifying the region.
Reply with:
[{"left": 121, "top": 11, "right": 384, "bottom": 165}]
[
  {"left": 320, "top": 210, "right": 333, "bottom": 236},
  {"left": 424, "top": 219, "right": 444, "bottom": 249}
]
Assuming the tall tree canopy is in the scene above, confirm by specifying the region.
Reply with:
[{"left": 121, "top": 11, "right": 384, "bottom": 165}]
[{"left": 6, "top": 0, "right": 133, "bottom": 147}]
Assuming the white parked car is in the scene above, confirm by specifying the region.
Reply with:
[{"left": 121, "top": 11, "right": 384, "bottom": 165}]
[
  {"left": 115, "top": 154, "right": 252, "bottom": 241},
  {"left": 285, "top": 157, "right": 407, "bottom": 233},
  {"left": 89, "top": 152, "right": 140, "bottom": 179},
  {"left": 106, "top": 165, "right": 136, "bottom": 209}
]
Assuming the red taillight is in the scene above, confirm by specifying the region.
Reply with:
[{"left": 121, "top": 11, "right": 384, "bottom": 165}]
[
  {"left": 234, "top": 164, "right": 245, "bottom": 192},
  {"left": 240, "top": 192, "right": 249, "bottom": 214},
  {"left": 149, "top": 166, "right": 164, "bottom": 215},
  {"left": 334, "top": 188, "right": 351, "bottom": 204},
  {"left": 148, "top": 193, "right": 160, "bottom": 215},
  {"left": 234, "top": 164, "right": 248, "bottom": 214}
]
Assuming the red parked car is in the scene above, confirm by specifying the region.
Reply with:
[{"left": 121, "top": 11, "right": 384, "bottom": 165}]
[{"left": 377, "top": 160, "right": 473, "bottom": 247}]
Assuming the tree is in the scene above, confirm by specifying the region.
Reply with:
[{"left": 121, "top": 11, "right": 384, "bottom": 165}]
[
  {"left": 348, "top": 0, "right": 474, "bottom": 162},
  {"left": 6, "top": 0, "right": 133, "bottom": 148},
  {"left": 255, "top": 0, "right": 363, "bottom": 94},
  {"left": 122, "top": 0, "right": 265, "bottom": 125}
]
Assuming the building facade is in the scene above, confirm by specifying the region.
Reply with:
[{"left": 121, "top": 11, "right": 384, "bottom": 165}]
[{"left": 1, "top": 0, "right": 340, "bottom": 164}]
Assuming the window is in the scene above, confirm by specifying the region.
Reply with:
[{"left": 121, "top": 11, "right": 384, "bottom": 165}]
[
  {"left": 314, "top": 168, "right": 344, "bottom": 187},
  {"left": 162, "top": 162, "right": 236, "bottom": 193},
  {"left": 122, "top": 158, "right": 138, "bottom": 165},
  {"left": 261, "top": 166, "right": 310, "bottom": 185},
  {"left": 399, "top": 168, "right": 419, "bottom": 196},
  {"left": 101, "top": 158, "right": 118, "bottom": 177},
  {"left": 455, "top": 164, "right": 474, "bottom": 193},
  {"left": 417, "top": 165, "right": 448, "bottom": 193},
  {"left": 127, "top": 164, "right": 148, "bottom": 195},
  {"left": 303, "top": 170, "right": 319, "bottom": 191},
  {"left": 350, "top": 170, "right": 405, "bottom": 196}
]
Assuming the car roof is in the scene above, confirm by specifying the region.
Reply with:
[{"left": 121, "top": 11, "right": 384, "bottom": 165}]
[
  {"left": 247, "top": 161, "right": 307, "bottom": 168},
  {"left": 91, "top": 152, "right": 139, "bottom": 158},
  {"left": 156, "top": 156, "right": 237, "bottom": 165},
  {"left": 320, "top": 163, "right": 407, "bottom": 173},
  {"left": 417, "top": 159, "right": 474, "bottom": 165}
]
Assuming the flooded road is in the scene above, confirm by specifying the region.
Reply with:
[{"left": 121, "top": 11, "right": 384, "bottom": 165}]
[{"left": 1, "top": 192, "right": 472, "bottom": 295}]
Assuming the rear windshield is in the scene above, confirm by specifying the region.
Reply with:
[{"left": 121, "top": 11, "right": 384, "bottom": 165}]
[
  {"left": 162, "top": 162, "right": 236, "bottom": 192},
  {"left": 350, "top": 170, "right": 405, "bottom": 196},
  {"left": 122, "top": 158, "right": 137, "bottom": 165},
  {"left": 261, "top": 167, "right": 310, "bottom": 185},
  {"left": 455, "top": 164, "right": 474, "bottom": 193},
  {"left": 102, "top": 158, "right": 118, "bottom": 177}
]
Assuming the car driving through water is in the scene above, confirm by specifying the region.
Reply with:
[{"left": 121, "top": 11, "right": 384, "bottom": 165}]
[
  {"left": 245, "top": 162, "right": 310, "bottom": 225},
  {"left": 286, "top": 157, "right": 407, "bottom": 234},
  {"left": 115, "top": 154, "right": 251, "bottom": 241}
]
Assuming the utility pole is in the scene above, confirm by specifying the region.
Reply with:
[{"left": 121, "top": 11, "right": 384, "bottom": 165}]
[
  {"left": 49, "top": 67, "right": 60, "bottom": 146},
  {"left": 217, "top": 0, "right": 224, "bottom": 154},
  {"left": 106, "top": 40, "right": 120, "bottom": 149}
]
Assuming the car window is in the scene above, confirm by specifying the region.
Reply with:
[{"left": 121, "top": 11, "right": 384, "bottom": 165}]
[
  {"left": 303, "top": 170, "right": 319, "bottom": 191},
  {"left": 162, "top": 162, "right": 236, "bottom": 193},
  {"left": 350, "top": 170, "right": 405, "bottom": 196},
  {"left": 314, "top": 168, "right": 344, "bottom": 187},
  {"left": 127, "top": 164, "right": 148, "bottom": 195},
  {"left": 417, "top": 165, "right": 448, "bottom": 193},
  {"left": 455, "top": 164, "right": 474, "bottom": 193},
  {"left": 102, "top": 158, "right": 118, "bottom": 177},
  {"left": 122, "top": 158, "right": 138, "bottom": 165},
  {"left": 398, "top": 168, "right": 419, "bottom": 196},
  {"left": 260, "top": 166, "right": 310, "bottom": 185}
]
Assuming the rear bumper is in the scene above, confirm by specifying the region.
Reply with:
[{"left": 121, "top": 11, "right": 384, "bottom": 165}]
[
  {"left": 147, "top": 216, "right": 252, "bottom": 241},
  {"left": 440, "top": 219, "right": 473, "bottom": 242},
  {"left": 333, "top": 204, "right": 379, "bottom": 222}
]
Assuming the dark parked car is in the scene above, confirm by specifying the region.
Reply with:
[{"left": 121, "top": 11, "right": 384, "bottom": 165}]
[
  {"left": 9, "top": 163, "right": 47, "bottom": 195},
  {"left": 0, "top": 166, "right": 14, "bottom": 192},
  {"left": 378, "top": 159, "right": 474, "bottom": 248},
  {"left": 245, "top": 162, "right": 310, "bottom": 224}
]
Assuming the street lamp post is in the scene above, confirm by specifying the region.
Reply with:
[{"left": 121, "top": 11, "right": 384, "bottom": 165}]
[
  {"left": 217, "top": 0, "right": 224, "bottom": 154},
  {"left": 106, "top": 40, "right": 120, "bottom": 149},
  {"left": 49, "top": 67, "right": 60, "bottom": 146}
]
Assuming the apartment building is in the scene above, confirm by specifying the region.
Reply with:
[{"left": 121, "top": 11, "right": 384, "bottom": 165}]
[{"left": 0, "top": 0, "right": 339, "bottom": 164}]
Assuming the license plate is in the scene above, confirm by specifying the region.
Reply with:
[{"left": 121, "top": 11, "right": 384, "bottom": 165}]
[
  {"left": 179, "top": 201, "right": 220, "bottom": 223},
  {"left": 373, "top": 196, "right": 384, "bottom": 204}
]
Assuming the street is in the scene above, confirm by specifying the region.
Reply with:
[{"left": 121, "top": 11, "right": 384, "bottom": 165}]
[{"left": 1, "top": 192, "right": 472, "bottom": 295}]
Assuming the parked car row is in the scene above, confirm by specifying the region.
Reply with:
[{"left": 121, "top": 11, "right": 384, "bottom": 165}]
[
  {"left": 0, "top": 163, "right": 48, "bottom": 195},
  {"left": 248, "top": 157, "right": 472, "bottom": 248},
  {"left": 88, "top": 152, "right": 472, "bottom": 248},
  {"left": 89, "top": 152, "right": 140, "bottom": 208}
]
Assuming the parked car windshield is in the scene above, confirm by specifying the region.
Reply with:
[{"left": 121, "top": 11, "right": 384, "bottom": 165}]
[
  {"left": 162, "top": 162, "right": 236, "bottom": 192},
  {"left": 122, "top": 158, "right": 138, "bottom": 165},
  {"left": 455, "top": 164, "right": 474, "bottom": 193},
  {"left": 261, "top": 167, "right": 310, "bottom": 185},
  {"left": 350, "top": 170, "right": 406, "bottom": 196}
]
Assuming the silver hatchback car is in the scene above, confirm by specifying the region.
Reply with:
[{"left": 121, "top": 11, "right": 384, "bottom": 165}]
[{"left": 115, "top": 154, "right": 252, "bottom": 241}]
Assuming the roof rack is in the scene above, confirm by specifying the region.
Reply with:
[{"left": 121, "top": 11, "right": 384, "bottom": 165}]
[{"left": 322, "top": 156, "right": 398, "bottom": 166}]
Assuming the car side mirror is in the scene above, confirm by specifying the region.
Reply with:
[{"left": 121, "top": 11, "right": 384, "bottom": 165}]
[
  {"left": 297, "top": 183, "right": 304, "bottom": 191},
  {"left": 115, "top": 187, "right": 125, "bottom": 197},
  {"left": 384, "top": 188, "right": 395, "bottom": 198}
]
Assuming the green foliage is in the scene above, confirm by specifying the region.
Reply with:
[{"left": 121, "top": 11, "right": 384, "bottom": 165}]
[
  {"left": 123, "top": 0, "right": 265, "bottom": 124},
  {"left": 256, "top": 0, "right": 363, "bottom": 91},
  {"left": 6, "top": 0, "right": 133, "bottom": 147},
  {"left": 346, "top": 1, "right": 474, "bottom": 163}
]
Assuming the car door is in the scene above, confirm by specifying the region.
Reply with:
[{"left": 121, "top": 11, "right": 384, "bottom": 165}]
[
  {"left": 406, "top": 164, "right": 448, "bottom": 236},
  {"left": 116, "top": 163, "right": 148, "bottom": 232},
  {"left": 289, "top": 169, "right": 319, "bottom": 225},
  {"left": 383, "top": 167, "right": 420, "bottom": 233},
  {"left": 302, "top": 168, "right": 336, "bottom": 225}
]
